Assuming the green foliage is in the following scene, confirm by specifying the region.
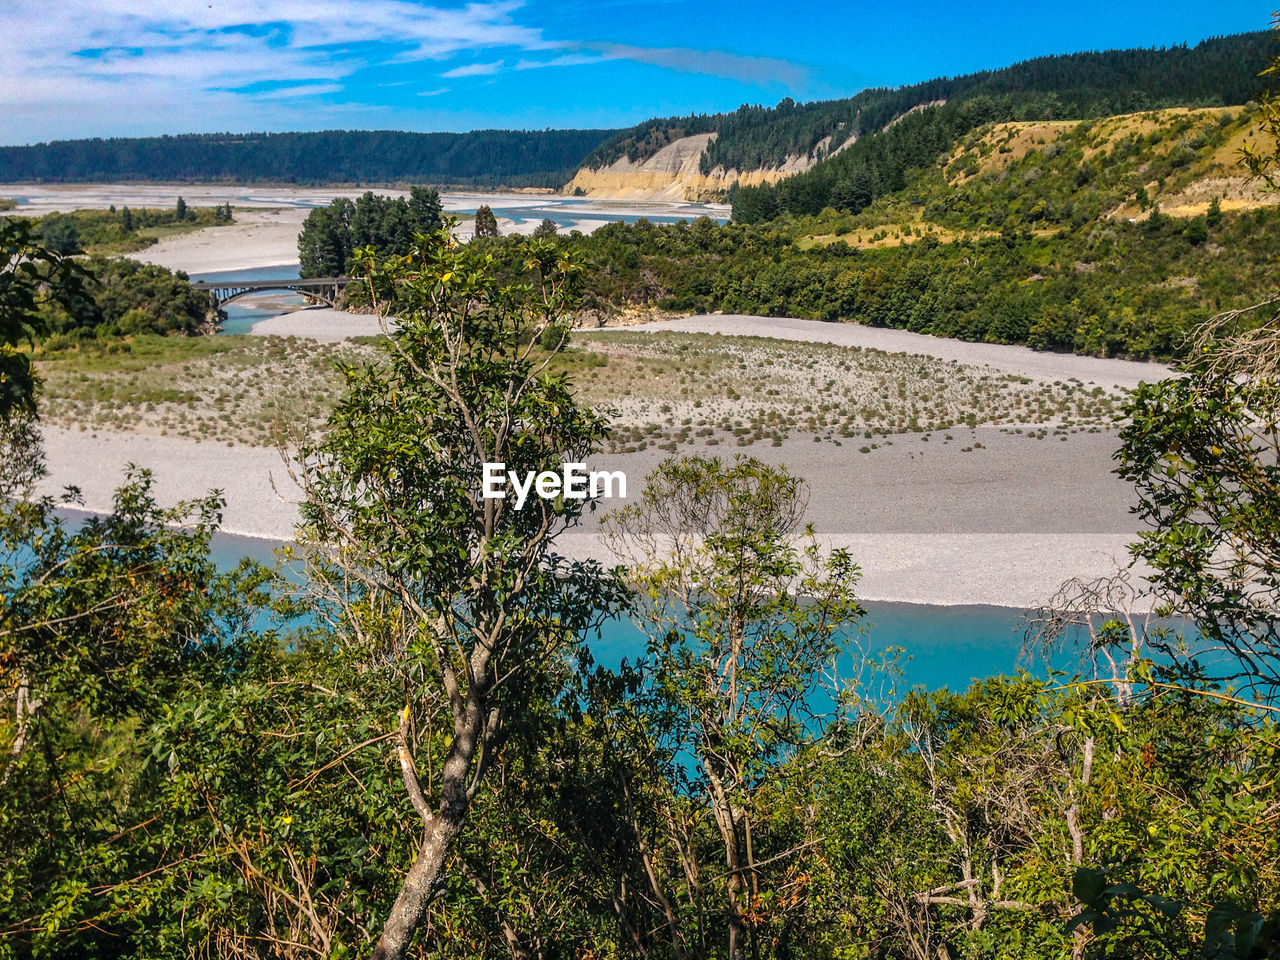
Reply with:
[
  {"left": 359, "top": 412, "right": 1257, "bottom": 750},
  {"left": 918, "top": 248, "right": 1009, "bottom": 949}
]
[
  {"left": 35, "top": 215, "right": 81, "bottom": 255},
  {"left": 472, "top": 204, "right": 499, "bottom": 239},
  {"left": 604, "top": 455, "right": 864, "bottom": 957},
  {"left": 0, "top": 457, "right": 278, "bottom": 958},
  {"left": 1069, "top": 868, "right": 1271, "bottom": 959},
  {"left": 22, "top": 204, "right": 228, "bottom": 255},
  {"left": 1185, "top": 216, "right": 1209, "bottom": 245},
  {"left": 1208, "top": 195, "right": 1224, "bottom": 228},
  {"left": 547, "top": 202, "right": 1280, "bottom": 358},
  {"left": 1117, "top": 307, "right": 1280, "bottom": 699},
  {"left": 1241, "top": 17, "right": 1280, "bottom": 188},
  {"left": 298, "top": 187, "right": 442, "bottom": 277},
  {"left": 0, "top": 218, "right": 90, "bottom": 416},
  {"left": 40, "top": 255, "right": 215, "bottom": 339}
]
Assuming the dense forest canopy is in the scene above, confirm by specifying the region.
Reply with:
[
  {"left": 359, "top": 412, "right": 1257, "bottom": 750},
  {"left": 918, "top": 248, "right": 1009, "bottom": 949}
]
[
  {"left": 297, "top": 187, "right": 445, "bottom": 277},
  {"left": 0, "top": 128, "right": 619, "bottom": 188}
]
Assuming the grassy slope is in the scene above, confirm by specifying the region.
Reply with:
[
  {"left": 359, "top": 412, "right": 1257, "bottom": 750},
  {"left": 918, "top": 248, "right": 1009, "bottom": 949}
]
[{"left": 796, "top": 105, "right": 1273, "bottom": 249}]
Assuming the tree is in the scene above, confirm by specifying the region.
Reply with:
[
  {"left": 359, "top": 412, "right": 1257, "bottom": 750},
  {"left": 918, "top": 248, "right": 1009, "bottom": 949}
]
[
  {"left": 1115, "top": 24, "right": 1280, "bottom": 698},
  {"left": 299, "top": 190, "right": 443, "bottom": 277},
  {"left": 731, "top": 183, "right": 779, "bottom": 224},
  {"left": 174, "top": 195, "right": 188, "bottom": 221},
  {"left": 34, "top": 215, "right": 80, "bottom": 255},
  {"left": 407, "top": 185, "right": 443, "bottom": 235},
  {"left": 532, "top": 217, "right": 558, "bottom": 238},
  {"left": 298, "top": 200, "right": 353, "bottom": 278},
  {"left": 0, "top": 218, "right": 89, "bottom": 417},
  {"left": 294, "top": 227, "right": 622, "bottom": 959},
  {"left": 0, "top": 457, "right": 258, "bottom": 956},
  {"left": 472, "top": 204, "right": 499, "bottom": 238},
  {"left": 1117, "top": 300, "right": 1280, "bottom": 700},
  {"left": 831, "top": 168, "right": 875, "bottom": 213},
  {"left": 120, "top": 205, "right": 134, "bottom": 232},
  {"left": 1242, "top": 15, "right": 1280, "bottom": 188},
  {"left": 603, "top": 455, "right": 863, "bottom": 960},
  {"left": 1207, "top": 195, "right": 1223, "bottom": 229}
]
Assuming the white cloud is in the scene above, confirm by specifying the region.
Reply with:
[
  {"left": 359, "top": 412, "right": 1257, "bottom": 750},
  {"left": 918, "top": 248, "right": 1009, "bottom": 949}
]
[
  {"left": 1, "top": 0, "right": 554, "bottom": 141},
  {"left": 441, "top": 60, "right": 504, "bottom": 78},
  {"left": 514, "top": 53, "right": 605, "bottom": 70},
  {"left": 255, "top": 83, "right": 346, "bottom": 99},
  {"left": 0, "top": 0, "right": 814, "bottom": 143},
  {"left": 588, "top": 43, "right": 809, "bottom": 87}
]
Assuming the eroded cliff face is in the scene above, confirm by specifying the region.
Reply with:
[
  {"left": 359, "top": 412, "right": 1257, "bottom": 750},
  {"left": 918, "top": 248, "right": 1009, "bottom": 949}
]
[{"left": 563, "top": 132, "right": 835, "bottom": 202}]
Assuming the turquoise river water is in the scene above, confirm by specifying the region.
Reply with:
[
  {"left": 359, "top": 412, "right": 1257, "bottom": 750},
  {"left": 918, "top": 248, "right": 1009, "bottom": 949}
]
[{"left": 201, "top": 525, "right": 1076, "bottom": 693}]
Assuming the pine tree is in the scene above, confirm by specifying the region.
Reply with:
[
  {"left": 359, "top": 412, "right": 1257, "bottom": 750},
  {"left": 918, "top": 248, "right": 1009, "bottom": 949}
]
[
  {"left": 473, "top": 204, "right": 499, "bottom": 238},
  {"left": 407, "top": 186, "right": 443, "bottom": 235},
  {"left": 175, "top": 196, "right": 188, "bottom": 221}
]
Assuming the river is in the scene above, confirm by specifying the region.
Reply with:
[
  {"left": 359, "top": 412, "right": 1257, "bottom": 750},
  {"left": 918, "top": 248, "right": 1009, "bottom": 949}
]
[{"left": 194, "top": 523, "right": 1078, "bottom": 692}]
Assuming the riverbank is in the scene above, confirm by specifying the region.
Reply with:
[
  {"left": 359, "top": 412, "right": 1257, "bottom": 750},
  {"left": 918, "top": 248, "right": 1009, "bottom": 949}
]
[
  {"left": 240, "top": 306, "right": 1168, "bottom": 391},
  {"left": 34, "top": 423, "right": 1151, "bottom": 609},
  {"left": 0, "top": 183, "right": 723, "bottom": 276}
]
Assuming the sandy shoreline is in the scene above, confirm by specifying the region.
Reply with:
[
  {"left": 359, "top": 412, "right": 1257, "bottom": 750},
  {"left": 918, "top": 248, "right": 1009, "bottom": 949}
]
[
  {"left": 608, "top": 315, "right": 1169, "bottom": 391},
  {"left": 0, "top": 183, "right": 717, "bottom": 276},
  {"left": 35, "top": 424, "right": 1152, "bottom": 609}
]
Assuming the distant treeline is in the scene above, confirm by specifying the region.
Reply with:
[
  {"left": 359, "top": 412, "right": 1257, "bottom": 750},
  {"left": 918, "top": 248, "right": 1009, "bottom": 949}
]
[{"left": 0, "top": 128, "right": 618, "bottom": 188}]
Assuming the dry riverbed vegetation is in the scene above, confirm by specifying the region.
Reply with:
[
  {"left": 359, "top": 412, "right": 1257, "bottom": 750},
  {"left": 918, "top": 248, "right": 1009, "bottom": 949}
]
[
  {"left": 35, "top": 335, "right": 366, "bottom": 446},
  {"left": 33, "top": 330, "right": 1125, "bottom": 451},
  {"left": 572, "top": 331, "right": 1124, "bottom": 452}
]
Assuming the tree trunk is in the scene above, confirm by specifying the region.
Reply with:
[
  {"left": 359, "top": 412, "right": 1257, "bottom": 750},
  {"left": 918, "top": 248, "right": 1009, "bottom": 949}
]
[
  {"left": 372, "top": 693, "right": 486, "bottom": 960},
  {"left": 2, "top": 670, "right": 40, "bottom": 788},
  {"left": 371, "top": 811, "right": 462, "bottom": 960},
  {"left": 704, "top": 763, "right": 746, "bottom": 960}
]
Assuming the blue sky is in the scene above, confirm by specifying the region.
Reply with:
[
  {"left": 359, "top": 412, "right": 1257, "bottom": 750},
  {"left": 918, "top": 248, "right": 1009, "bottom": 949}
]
[{"left": 0, "top": 0, "right": 1270, "bottom": 145}]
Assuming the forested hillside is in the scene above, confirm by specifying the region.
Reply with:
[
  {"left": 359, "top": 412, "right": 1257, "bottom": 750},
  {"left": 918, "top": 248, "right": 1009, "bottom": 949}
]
[
  {"left": 0, "top": 128, "right": 618, "bottom": 187},
  {"left": 730, "top": 32, "right": 1274, "bottom": 218},
  {"left": 579, "top": 30, "right": 1271, "bottom": 186},
  {"left": 511, "top": 104, "right": 1280, "bottom": 360},
  {"left": 2, "top": 33, "right": 1267, "bottom": 194}
]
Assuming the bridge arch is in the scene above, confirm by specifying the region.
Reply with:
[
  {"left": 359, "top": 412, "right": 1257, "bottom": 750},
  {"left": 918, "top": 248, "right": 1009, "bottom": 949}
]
[{"left": 191, "top": 277, "right": 352, "bottom": 310}]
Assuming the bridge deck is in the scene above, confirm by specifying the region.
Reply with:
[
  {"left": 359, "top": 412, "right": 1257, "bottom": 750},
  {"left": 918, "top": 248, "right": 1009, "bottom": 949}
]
[
  {"left": 192, "top": 277, "right": 353, "bottom": 309},
  {"left": 191, "top": 277, "right": 350, "bottom": 292}
]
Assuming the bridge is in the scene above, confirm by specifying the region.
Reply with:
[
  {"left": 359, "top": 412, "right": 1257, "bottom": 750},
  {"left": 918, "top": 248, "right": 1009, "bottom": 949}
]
[{"left": 192, "top": 277, "right": 353, "bottom": 309}]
